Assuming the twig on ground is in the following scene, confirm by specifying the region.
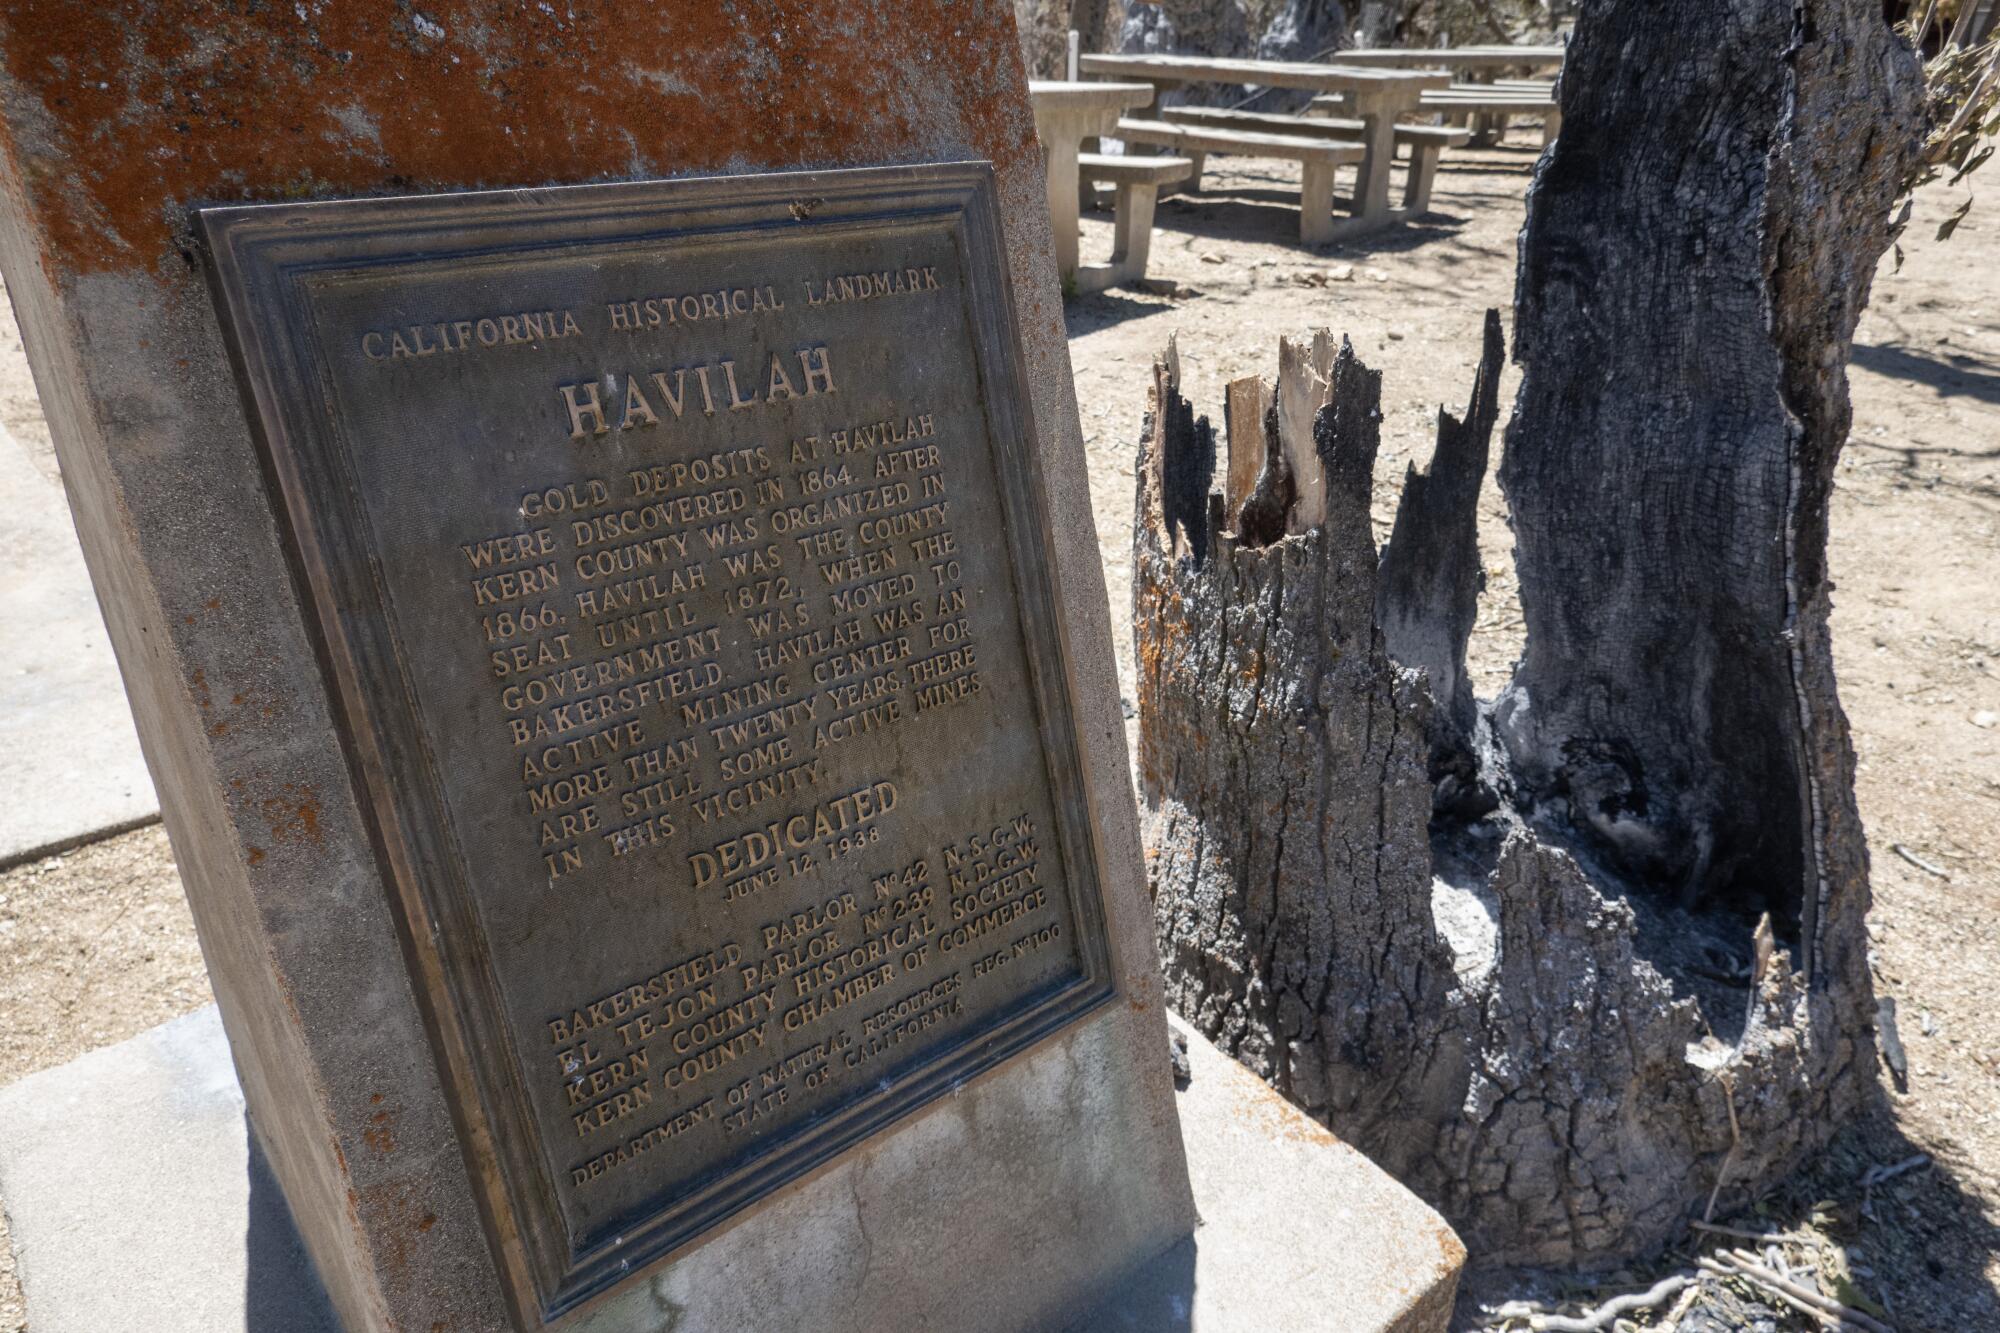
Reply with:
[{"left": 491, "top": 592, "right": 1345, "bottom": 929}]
[
  {"left": 1861, "top": 1153, "right": 1931, "bottom": 1188},
  {"left": 1687, "top": 1219, "right": 1812, "bottom": 1245},
  {"left": 1749, "top": 1262, "right": 1891, "bottom": 1331},
  {"left": 1491, "top": 1275, "right": 1696, "bottom": 1332},
  {"left": 1702, "top": 1253, "right": 1895, "bottom": 1333},
  {"left": 1861, "top": 1152, "right": 1931, "bottom": 1221},
  {"left": 1891, "top": 843, "right": 1952, "bottom": 879},
  {"left": 1704, "top": 1071, "right": 1742, "bottom": 1222},
  {"left": 1663, "top": 1282, "right": 1701, "bottom": 1328}
]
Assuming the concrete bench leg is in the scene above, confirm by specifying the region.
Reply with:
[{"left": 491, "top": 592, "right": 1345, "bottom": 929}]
[
  {"left": 1108, "top": 180, "right": 1161, "bottom": 279},
  {"left": 1299, "top": 158, "right": 1336, "bottom": 246},
  {"left": 1077, "top": 135, "right": 1106, "bottom": 210},
  {"left": 1471, "top": 109, "right": 1512, "bottom": 147},
  {"left": 1075, "top": 176, "right": 1168, "bottom": 293},
  {"left": 1161, "top": 150, "right": 1204, "bottom": 198},
  {"left": 1541, "top": 105, "right": 1563, "bottom": 147},
  {"left": 1402, "top": 145, "right": 1444, "bottom": 215}
]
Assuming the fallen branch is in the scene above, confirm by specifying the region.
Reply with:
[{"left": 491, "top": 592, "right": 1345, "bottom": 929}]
[
  {"left": 1861, "top": 1153, "right": 1931, "bottom": 1188},
  {"left": 1702, "top": 1253, "right": 1895, "bottom": 1333},
  {"left": 1538, "top": 1275, "right": 1692, "bottom": 1331},
  {"left": 1861, "top": 1152, "right": 1932, "bottom": 1221},
  {"left": 1701, "top": 1263, "right": 1853, "bottom": 1330},
  {"left": 1489, "top": 1275, "right": 1695, "bottom": 1332},
  {"left": 1891, "top": 843, "right": 1951, "bottom": 880}
]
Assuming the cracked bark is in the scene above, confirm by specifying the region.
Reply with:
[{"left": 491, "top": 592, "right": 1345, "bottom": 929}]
[
  {"left": 1138, "top": 336, "right": 1463, "bottom": 1170},
  {"left": 1136, "top": 0, "right": 1923, "bottom": 1266}
]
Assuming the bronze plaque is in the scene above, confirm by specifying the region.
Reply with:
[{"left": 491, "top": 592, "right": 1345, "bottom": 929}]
[{"left": 199, "top": 164, "right": 1113, "bottom": 1325}]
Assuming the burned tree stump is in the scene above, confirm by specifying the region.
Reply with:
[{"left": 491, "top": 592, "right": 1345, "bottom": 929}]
[
  {"left": 1137, "top": 335, "right": 1463, "bottom": 1161},
  {"left": 1136, "top": 0, "right": 1924, "bottom": 1266}
]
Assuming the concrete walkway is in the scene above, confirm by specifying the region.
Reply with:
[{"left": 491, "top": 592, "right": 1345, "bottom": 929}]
[{"left": 0, "top": 425, "right": 157, "bottom": 866}]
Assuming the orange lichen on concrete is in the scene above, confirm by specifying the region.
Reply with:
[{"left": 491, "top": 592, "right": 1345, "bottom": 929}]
[
  {"left": 0, "top": 1, "right": 1036, "bottom": 276},
  {"left": 358, "top": 1173, "right": 449, "bottom": 1288},
  {"left": 258, "top": 782, "right": 323, "bottom": 845},
  {"left": 363, "top": 1104, "right": 399, "bottom": 1155}
]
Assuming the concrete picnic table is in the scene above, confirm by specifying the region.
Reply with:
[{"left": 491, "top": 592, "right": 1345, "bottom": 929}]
[
  {"left": 1321, "top": 44, "right": 1566, "bottom": 74},
  {"left": 1029, "top": 80, "right": 1156, "bottom": 282},
  {"left": 1332, "top": 47, "right": 1565, "bottom": 142},
  {"left": 1077, "top": 54, "right": 1449, "bottom": 233}
]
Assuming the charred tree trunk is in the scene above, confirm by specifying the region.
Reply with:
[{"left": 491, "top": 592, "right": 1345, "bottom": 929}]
[
  {"left": 1378, "top": 311, "right": 1503, "bottom": 819},
  {"left": 1255, "top": 0, "right": 1353, "bottom": 63},
  {"left": 1117, "top": 0, "right": 1253, "bottom": 61},
  {"left": 1493, "top": 0, "right": 1924, "bottom": 1000},
  {"left": 1354, "top": 1, "right": 1415, "bottom": 46},
  {"left": 1137, "top": 0, "right": 1925, "bottom": 1267}
]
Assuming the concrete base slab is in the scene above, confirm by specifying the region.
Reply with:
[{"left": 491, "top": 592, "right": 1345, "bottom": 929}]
[
  {"left": 1076, "top": 1018, "right": 1464, "bottom": 1333},
  {"left": 0, "top": 424, "right": 157, "bottom": 866},
  {"left": 0, "top": 1007, "right": 338, "bottom": 1332},
  {"left": 0, "top": 1009, "right": 1461, "bottom": 1332}
]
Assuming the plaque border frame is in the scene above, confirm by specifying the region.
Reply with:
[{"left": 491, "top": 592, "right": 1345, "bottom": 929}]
[{"left": 197, "top": 162, "right": 1117, "bottom": 1327}]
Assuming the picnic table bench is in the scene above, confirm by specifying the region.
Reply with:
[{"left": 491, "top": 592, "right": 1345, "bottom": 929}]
[
  {"left": 1157, "top": 107, "right": 1469, "bottom": 214},
  {"left": 1029, "top": 80, "right": 1159, "bottom": 288},
  {"left": 1309, "top": 82, "right": 1562, "bottom": 147},
  {"left": 1080, "top": 53, "right": 1448, "bottom": 236},
  {"left": 1072, "top": 153, "right": 1194, "bottom": 291},
  {"left": 1114, "top": 119, "right": 1364, "bottom": 244},
  {"left": 1418, "top": 85, "right": 1562, "bottom": 145},
  {"left": 1306, "top": 45, "right": 1565, "bottom": 146},
  {"left": 1318, "top": 44, "right": 1565, "bottom": 73}
]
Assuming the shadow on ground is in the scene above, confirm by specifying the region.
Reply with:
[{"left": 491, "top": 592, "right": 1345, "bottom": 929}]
[
  {"left": 1846, "top": 428, "right": 2000, "bottom": 504},
  {"left": 1139, "top": 189, "right": 1477, "bottom": 257},
  {"left": 1064, "top": 289, "right": 1178, "bottom": 337},
  {"left": 1855, "top": 340, "right": 2000, "bottom": 406}
]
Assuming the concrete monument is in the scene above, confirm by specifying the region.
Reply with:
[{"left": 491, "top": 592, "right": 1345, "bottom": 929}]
[
  {"left": 0, "top": 5, "right": 1190, "bottom": 1329},
  {"left": 0, "top": 5, "right": 1462, "bottom": 1330}
]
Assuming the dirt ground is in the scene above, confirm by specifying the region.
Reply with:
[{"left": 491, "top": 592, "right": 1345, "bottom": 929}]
[{"left": 0, "top": 135, "right": 1994, "bottom": 1330}]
